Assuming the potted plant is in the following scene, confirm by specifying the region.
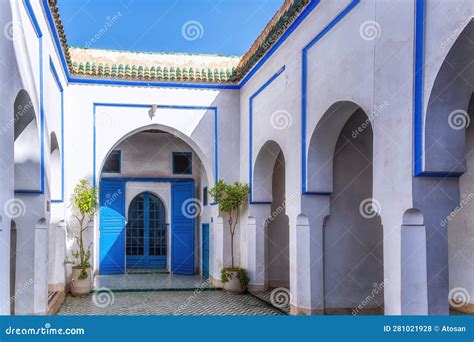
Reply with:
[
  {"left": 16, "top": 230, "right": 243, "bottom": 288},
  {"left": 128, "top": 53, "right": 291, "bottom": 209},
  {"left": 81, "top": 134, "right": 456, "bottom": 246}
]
[
  {"left": 65, "top": 179, "right": 97, "bottom": 297},
  {"left": 209, "top": 180, "right": 250, "bottom": 294}
]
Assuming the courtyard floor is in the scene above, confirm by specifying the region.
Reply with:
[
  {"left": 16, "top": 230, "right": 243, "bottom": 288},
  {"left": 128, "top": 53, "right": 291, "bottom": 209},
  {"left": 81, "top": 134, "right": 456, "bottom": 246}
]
[
  {"left": 57, "top": 272, "right": 466, "bottom": 316},
  {"left": 57, "top": 271, "right": 284, "bottom": 316}
]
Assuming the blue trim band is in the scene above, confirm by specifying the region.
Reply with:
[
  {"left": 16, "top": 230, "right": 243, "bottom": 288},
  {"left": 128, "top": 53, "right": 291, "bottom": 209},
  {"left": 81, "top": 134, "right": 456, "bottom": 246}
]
[
  {"left": 49, "top": 57, "right": 65, "bottom": 202},
  {"left": 24, "top": 0, "right": 42, "bottom": 38},
  {"left": 413, "top": 0, "right": 425, "bottom": 176},
  {"left": 93, "top": 103, "right": 219, "bottom": 187},
  {"left": 70, "top": 77, "right": 240, "bottom": 90},
  {"left": 40, "top": 38, "right": 45, "bottom": 193},
  {"left": 101, "top": 177, "right": 194, "bottom": 183},
  {"left": 240, "top": 0, "right": 320, "bottom": 88},
  {"left": 301, "top": 0, "right": 360, "bottom": 195},
  {"left": 49, "top": 57, "right": 64, "bottom": 91},
  {"left": 249, "top": 66, "right": 286, "bottom": 203},
  {"left": 14, "top": 190, "right": 44, "bottom": 195},
  {"left": 412, "top": 0, "right": 459, "bottom": 178},
  {"left": 49, "top": 56, "right": 64, "bottom": 203}
]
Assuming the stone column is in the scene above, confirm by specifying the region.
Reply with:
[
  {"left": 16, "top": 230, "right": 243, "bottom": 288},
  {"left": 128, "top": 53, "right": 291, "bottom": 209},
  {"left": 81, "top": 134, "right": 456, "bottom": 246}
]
[
  {"left": 34, "top": 219, "right": 48, "bottom": 314},
  {"left": 401, "top": 210, "right": 428, "bottom": 315},
  {"left": 0, "top": 0, "right": 15, "bottom": 316},
  {"left": 210, "top": 215, "right": 225, "bottom": 287},
  {"left": 48, "top": 220, "right": 67, "bottom": 292},
  {"left": 291, "top": 194, "right": 330, "bottom": 315},
  {"left": 289, "top": 214, "right": 325, "bottom": 315},
  {"left": 246, "top": 204, "right": 271, "bottom": 291},
  {"left": 13, "top": 195, "right": 48, "bottom": 315},
  {"left": 0, "top": 215, "right": 10, "bottom": 315}
]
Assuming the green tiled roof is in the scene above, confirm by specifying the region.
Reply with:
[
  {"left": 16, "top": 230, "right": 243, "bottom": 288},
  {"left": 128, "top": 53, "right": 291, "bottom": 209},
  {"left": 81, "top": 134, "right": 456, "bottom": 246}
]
[
  {"left": 47, "top": 0, "right": 310, "bottom": 84},
  {"left": 71, "top": 60, "right": 237, "bottom": 83}
]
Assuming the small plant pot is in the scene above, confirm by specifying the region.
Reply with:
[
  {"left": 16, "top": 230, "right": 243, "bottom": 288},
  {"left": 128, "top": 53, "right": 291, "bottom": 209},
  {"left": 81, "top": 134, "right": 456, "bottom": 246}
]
[
  {"left": 70, "top": 267, "right": 92, "bottom": 297},
  {"left": 223, "top": 271, "right": 246, "bottom": 294}
]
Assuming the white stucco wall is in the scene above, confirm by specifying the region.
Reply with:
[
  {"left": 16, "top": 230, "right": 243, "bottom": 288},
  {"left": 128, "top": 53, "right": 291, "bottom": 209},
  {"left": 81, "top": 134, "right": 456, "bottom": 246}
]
[{"left": 2, "top": 0, "right": 473, "bottom": 316}]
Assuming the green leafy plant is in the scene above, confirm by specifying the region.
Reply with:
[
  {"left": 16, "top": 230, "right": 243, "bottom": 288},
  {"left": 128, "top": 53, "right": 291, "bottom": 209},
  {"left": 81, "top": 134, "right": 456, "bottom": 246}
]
[
  {"left": 221, "top": 267, "right": 250, "bottom": 289},
  {"left": 65, "top": 179, "right": 97, "bottom": 279},
  {"left": 209, "top": 180, "right": 250, "bottom": 290},
  {"left": 209, "top": 180, "right": 249, "bottom": 269}
]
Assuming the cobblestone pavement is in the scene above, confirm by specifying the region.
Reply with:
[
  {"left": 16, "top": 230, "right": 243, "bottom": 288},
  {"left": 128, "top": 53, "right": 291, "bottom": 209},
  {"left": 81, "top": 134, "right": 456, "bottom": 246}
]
[{"left": 57, "top": 290, "right": 284, "bottom": 316}]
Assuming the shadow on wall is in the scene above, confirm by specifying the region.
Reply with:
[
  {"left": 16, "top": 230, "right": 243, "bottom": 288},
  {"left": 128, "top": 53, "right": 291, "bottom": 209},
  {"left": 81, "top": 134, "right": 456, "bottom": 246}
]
[
  {"left": 266, "top": 150, "right": 289, "bottom": 289},
  {"left": 14, "top": 89, "right": 41, "bottom": 191},
  {"left": 322, "top": 107, "right": 384, "bottom": 313},
  {"left": 414, "top": 20, "right": 474, "bottom": 315}
]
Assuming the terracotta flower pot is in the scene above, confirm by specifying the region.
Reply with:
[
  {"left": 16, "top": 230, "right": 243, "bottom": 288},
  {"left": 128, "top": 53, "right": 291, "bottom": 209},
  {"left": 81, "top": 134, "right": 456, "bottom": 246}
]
[
  {"left": 70, "top": 267, "right": 92, "bottom": 297},
  {"left": 223, "top": 271, "right": 246, "bottom": 294}
]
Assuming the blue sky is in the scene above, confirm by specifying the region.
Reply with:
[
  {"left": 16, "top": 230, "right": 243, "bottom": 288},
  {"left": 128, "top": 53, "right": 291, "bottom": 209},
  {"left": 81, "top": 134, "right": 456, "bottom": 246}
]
[{"left": 57, "top": 0, "right": 284, "bottom": 56}]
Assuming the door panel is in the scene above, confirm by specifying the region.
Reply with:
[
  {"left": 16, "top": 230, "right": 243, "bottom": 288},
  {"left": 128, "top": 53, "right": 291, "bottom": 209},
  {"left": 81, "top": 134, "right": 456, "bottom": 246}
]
[
  {"left": 126, "top": 192, "right": 167, "bottom": 269},
  {"left": 171, "top": 181, "right": 195, "bottom": 275},
  {"left": 99, "top": 179, "right": 126, "bottom": 275}
]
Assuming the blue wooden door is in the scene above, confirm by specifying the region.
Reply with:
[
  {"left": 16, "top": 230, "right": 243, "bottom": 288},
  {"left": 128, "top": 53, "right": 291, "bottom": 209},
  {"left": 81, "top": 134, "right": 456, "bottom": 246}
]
[
  {"left": 99, "top": 179, "right": 126, "bottom": 275},
  {"left": 202, "top": 224, "right": 209, "bottom": 278},
  {"left": 171, "top": 181, "right": 195, "bottom": 275},
  {"left": 126, "top": 192, "right": 167, "bottom": 269}
]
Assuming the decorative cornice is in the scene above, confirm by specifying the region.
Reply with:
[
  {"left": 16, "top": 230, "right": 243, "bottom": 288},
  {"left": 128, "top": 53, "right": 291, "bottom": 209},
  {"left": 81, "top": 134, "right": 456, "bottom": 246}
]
[
  {"left": 47, "top": 0, "right": 310, "bottom": 84},
  {"left": 233, "top": 0, "right": 310, "bottom": 81},
  {"left": 69, "top": 47, "right": 240, "bottom": 83},
  {"left": 48, "top": 0, "right": 72, "bottom": 71}
]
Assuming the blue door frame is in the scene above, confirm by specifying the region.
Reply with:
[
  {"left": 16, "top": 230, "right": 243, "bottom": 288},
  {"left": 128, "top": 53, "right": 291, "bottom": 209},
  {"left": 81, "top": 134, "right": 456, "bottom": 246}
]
[
  {"left": 202, "top": 224, "right": 210, "bottom": 278},
  {"left": 99, "top": 178, "right": 195, "bottom": 275},
  {"left": 126, "top": 192, "right": 167, "bottom": 270}
]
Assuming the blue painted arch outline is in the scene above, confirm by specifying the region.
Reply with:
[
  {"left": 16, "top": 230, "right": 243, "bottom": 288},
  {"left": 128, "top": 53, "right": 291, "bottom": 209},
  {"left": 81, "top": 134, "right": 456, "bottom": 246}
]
[
  {"left": 30, "top": 0, "right": 450, "bottom": 194},
  {"left": 412, "top": 0, "right": 464, "bottom": 178},
  {"left": 248, "top": 66, "right": 286, "bottom": 204},
  {"left": 301, "top": 0, "right": 361, "bottom": 195}
]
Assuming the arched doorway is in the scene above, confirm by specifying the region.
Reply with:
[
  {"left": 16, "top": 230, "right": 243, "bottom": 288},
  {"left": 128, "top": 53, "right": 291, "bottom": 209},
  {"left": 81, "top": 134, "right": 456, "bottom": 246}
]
[
  {"left": 249, "top": 140, "right": 290, "bottom": 293},
  {"left": 266, "top": 151, "right": 289, "bottom": 288},
  {"left": 97, "top": 128, "right": 209, "bottom": 276},
  {"left": 126, "top": 192, "right": 167, "bottom": 270},
  {"left": 415, "top": 20, "right": 474, "bottom": 314},
  {"left": 307, "top": 102, "right": 384, "bottom": 315},
  {"left": 323, "top": 107, "right": 383, "bottom": 315},
  {"left": 14, "top": 89, "right": 41, "bottom": 191},
  {"left": 448, "top": 94, "right": 474, "bottom": 314}
]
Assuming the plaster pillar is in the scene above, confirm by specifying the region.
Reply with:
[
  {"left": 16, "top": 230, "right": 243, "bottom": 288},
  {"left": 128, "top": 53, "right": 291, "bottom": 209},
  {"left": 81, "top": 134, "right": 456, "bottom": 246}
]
[
  {"left": 289, "top": 214, "right": 323, "bottom": 315},
  {"left": 246, "top": 204, "right": 271, "bottom": 291},
  {"left": 34, "top": 219, "right": 48, "bottom": 314},
  {"left": 292, "top": 194, "right": 330, "bottom": 315},
  {"left": 13, "top": 195, "right": 48, "bottom": 315},
  {"left": 0, "top": 0, "right": 15, "bottom": 316},
  {"left": 48, "top": 220, "right": 67, "bottom": 292},
  {"left": 0, "top": 215, "right": 10, "bottom": 315},
  {"left": 401, "top": 213, "right": 428, "bottom": 315},
  {"left": 210, "top": 215, "right": 225, "bottom": 287}
]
